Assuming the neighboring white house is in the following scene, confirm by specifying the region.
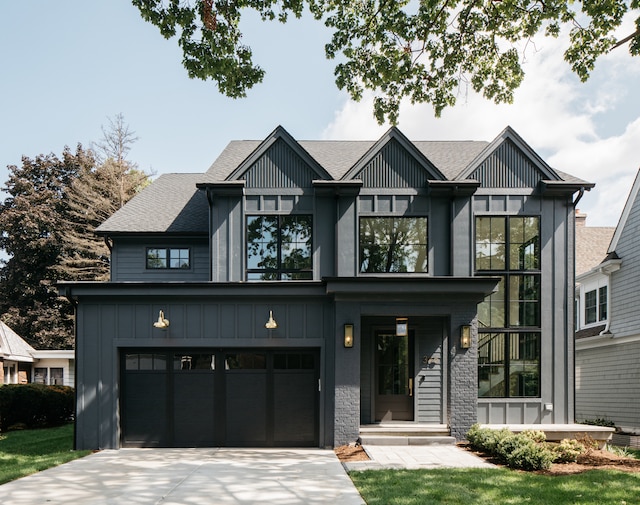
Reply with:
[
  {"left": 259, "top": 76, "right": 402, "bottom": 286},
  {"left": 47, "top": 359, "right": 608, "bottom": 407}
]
[
  {"left": 0, "top": 320, "right": 74, "bottom": 387},
  {"left": 575, "top": 170, "right": 640, "bottom": 435}
]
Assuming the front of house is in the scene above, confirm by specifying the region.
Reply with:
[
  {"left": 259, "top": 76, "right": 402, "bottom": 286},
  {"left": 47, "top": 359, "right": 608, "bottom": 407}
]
[{"left": 61, "top": 126, "right": 591, "bottom": 450}]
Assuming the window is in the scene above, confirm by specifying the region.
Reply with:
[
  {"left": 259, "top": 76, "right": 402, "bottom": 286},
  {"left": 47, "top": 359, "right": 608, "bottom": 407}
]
[
  {"left": 584, "top": 286, "right": 608, "bottom": 325},
  {"left": 246, "top": 215, "right": 312, "bottom": 280},
  {"left": 33, "top": 367, "right": 64, "bottom": 385},
  {"left": 146, "top": 248, "right": 190, "bottom": 269},
  {"left": 359, "top": 217, "right": 428, "bottom": 273},
  {"left": 475, "top": 216, "right": 541, "bottom": 398},
  {"left": 34, "top": 367, "right": 47, "bottom": 384},
  {"left": 50, "top": 368, "right": 63, "bottom": 385}
]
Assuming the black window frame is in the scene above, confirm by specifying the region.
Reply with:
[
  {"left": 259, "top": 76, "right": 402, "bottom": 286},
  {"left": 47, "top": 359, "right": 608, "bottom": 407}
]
[
  {"left": 246, "top": 214, "right": 313, "bottom": 281},
  {"left": 475, "top": 215, "right": 541, "bottom": 399},
  {"left": 358, "top": 216, "right": 429, "bottom": 274},
  {"left": 146, "top": 247, "right": 191, "bottom": 270}
]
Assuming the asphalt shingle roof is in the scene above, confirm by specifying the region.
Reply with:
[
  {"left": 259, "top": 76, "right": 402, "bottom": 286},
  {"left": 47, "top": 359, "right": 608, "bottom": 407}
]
[
  {"left": 0, "top": 320, "right": 35, "bottom": 361},
  {"left": 96, "top": 173, "right": 209, "bottom": 234},
  {"left": 575, "top": 225, "right": 615, "bottom": 276}
]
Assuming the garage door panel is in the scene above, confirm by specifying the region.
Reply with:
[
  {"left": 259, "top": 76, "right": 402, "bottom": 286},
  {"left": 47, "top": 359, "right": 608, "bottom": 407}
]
[
  {"left": 273, "top": 372, "right": 317, "bottom": 445},
  {"left": 226, "top": 373, "right": 267, "bottom": 445},
  {"left": 122, "top": 373, "right": 167, "bottom": 446},
  {"left": 173, "top": 373, "right": 216, "bottom": 446}
]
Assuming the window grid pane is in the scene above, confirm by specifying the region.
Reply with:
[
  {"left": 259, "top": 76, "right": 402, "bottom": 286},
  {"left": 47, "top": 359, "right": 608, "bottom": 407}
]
[
  {"left": 598, "top": 286, "right": 608, "bottom": 321},
  {"left": 585, "top": 290, "right": 597, "bottom": 324}
]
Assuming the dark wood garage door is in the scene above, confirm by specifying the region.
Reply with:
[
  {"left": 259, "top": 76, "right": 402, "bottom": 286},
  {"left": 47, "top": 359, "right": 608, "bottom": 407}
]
[{"left": 121, "top": 349, "right": 319, "bottom": 447}]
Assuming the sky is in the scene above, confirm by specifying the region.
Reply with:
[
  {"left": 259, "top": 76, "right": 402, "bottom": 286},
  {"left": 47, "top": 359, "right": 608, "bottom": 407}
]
[{"left": 1, "top": 2, "right": 639, "bottom": 227}]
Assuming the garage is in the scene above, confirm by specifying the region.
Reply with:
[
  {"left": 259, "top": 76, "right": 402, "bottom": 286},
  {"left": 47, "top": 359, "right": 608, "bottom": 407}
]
[{"left": 121, "top": 348, "right": 319, "bottom": 447}]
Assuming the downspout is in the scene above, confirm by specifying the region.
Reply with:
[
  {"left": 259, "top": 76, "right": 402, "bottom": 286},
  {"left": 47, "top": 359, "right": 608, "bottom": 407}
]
[{"left": 205, "top": 188, "right": 214, "bottom": 282}]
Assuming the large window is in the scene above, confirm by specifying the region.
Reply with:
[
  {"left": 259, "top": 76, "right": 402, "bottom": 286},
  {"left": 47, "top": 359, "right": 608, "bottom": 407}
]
[
  {"left": 475, "top": 216, "right": 541, "bottom": 398},
  {"left": 246, "top": 215, "right": 312, "bottom": 280},
  {"left": 359, "top": 217, "right": 428, "bottom": 273},
  {"left": 146, "top": 248, "right": 190, "bottom": 269}
]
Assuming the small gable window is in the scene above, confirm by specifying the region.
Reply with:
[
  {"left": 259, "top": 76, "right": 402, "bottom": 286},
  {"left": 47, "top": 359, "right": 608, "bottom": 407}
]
[
  {"left": 246, "top": 215, "right": 312, "bottom": 280},
  {"left": 146, "top": 248, "right": 190, "bottom": 269},
  {"left": 584, "top": 286, "right": 607, "bottom": 325},
  {"left": 359, "top": 217, "right": 428, "bottom": 273}
]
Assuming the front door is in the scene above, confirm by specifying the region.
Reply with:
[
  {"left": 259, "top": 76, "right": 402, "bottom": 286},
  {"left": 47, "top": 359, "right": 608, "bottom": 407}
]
[{"left": 375, "top": 331, "right": 414, "bottom": 421}]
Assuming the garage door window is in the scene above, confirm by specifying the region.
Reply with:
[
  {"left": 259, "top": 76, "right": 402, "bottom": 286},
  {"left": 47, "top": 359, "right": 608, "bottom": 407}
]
[
  {"left": 125, "top": 353, "right": 166, "bottom": 370},
  {"left": 225, "top": 353, "right": 266, "bottom": 369},
  {"left": 173, "top": 354, "right": 215, "bottom": 370},
  {"left": 274, "top": 353, "right": 315, "bottom": 369}
]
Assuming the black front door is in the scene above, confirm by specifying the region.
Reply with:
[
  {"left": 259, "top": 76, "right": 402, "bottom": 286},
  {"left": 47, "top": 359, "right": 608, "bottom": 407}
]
[{"left": 375, "top": 331, "right": 414, "bottom": 421}]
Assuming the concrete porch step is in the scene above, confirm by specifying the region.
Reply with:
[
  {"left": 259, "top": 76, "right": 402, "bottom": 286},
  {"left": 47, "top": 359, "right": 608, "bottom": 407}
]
[{"left": 359, "top": 424, "right": 455, "bottom": 446}]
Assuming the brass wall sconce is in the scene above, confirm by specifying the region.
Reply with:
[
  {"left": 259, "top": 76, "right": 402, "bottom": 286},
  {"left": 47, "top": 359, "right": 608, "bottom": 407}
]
[
  {"left": 395, "top": 317, "right": 408, "bottom": 337},
  {"left": 265, "top": 310, "right": 278, "bottom": 329},
  {"left": 344, "top": 324, "right": 354, "bottom": 348},
  {"left": 460, "top": 325, "right": 471, "bottom": 349},
  {"left": 153, "top": 310, "right": 170, "bottom": 329}
]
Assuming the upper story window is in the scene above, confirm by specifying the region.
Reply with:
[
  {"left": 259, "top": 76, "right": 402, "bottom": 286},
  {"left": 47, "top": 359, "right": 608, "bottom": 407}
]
[
  {"left": 246, "top": 215, "right": 312, "bottom": 280},
  {"left": 475, "top": 216, "right": 541, "bottom": 399},
  {"left": 146, "top": 248, "right": 190, "bottom": 269},
  {"left": 359, "top": 217, "right": 428, "bottom": 273},
  {"left": 584, "top": 285, "right": 608, "bottom": 325}
]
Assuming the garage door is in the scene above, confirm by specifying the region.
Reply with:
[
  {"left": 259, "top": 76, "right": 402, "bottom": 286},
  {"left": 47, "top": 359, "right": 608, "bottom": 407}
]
[{"left": 121, "top": 349, "right": 319, "bottom": 447}]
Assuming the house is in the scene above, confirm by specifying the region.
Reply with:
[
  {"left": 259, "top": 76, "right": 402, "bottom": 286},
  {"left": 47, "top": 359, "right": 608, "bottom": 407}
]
[
  {"left": 0, "top": 320, "right": 74, "bottom": 387},
  {"left": 575, "top": 170, "right": 640, "bottom": 436},
  {"left": 59, "top": 125, "right": 594, "bottom": 450}
]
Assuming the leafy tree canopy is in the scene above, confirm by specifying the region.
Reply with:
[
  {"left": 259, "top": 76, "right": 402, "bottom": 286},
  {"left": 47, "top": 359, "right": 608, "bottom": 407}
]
[{"left": 132, "top": 0, "right": 640, "bottom": 123}]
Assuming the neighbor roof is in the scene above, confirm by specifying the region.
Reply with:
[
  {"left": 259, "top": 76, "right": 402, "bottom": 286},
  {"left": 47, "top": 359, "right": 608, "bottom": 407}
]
[
  {"left": 575, "top": 225, "right": 615, "bottom": 277},
  {"left": 0, "top": 320, "right": 35, "bottom": 362}
]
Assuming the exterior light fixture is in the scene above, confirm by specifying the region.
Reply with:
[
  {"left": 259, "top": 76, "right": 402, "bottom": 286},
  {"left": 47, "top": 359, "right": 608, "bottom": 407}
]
[
  {"left": 265, "top": 311, "right": 278, "bottom": 329},
  {"left": 395, "top": 317, "right": 408, "bottom": 337},
  {"left": 344, "top": 324, "right": 354, "bottom": 348},
  {"left": 460, "top": 325, "right": 471, "bottom": 349},
  {"left": 153, "top": 310, "right": 170, "bottom": 329}
]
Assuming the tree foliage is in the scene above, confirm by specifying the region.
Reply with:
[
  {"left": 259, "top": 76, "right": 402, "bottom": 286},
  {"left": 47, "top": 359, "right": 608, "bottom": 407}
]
[
  {"left": 132, "top": 0, "right": 640, "bottom": 123},
  {"left": 0, "top": 116, "right": 149, "bottom": 348}
]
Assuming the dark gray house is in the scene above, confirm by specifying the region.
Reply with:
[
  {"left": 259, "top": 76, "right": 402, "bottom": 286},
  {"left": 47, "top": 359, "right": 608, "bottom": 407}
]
[{"left": 60, "top": 125, "right": 592, "bottom": 450}]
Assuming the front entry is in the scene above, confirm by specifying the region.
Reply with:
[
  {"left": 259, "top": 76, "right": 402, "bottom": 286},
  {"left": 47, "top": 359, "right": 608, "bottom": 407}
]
[{"left": 375, "top": 331, "right": 414, "bottom": 421}]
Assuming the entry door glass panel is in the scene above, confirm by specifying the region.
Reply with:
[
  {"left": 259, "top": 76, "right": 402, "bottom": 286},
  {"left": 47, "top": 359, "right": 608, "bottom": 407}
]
[{"left": 375, "top": 332, "right": 414, "bottom": 421}]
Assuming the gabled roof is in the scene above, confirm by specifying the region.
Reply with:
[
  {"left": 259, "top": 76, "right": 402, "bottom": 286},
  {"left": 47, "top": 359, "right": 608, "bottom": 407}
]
[
  {"left": 340, "top": 127, "right": 447, "bottom": 181},
  {"left": 609, "top": 168, "right": 640, "bottom": 253},
  {"left": 458, "top": 126, "right": 563, "bottom": 181},
  {"left": 224, "top": 125, "right": 333, "bottom": 182},
  {"left": 96, "top": 173, "right": 209, "bottom": 235},
  {"left": 0, "top": 320, "right": 35, "bottom": 362},
  {"left": 576, "top": 225, "right": 616, "bottom": 277}
]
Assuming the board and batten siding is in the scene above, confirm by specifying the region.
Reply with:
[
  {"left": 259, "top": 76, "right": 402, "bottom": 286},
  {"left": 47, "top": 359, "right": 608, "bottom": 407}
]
[
  {"left": 576, "top": 339, "right": 640, "bottom": 431},
  {"left": 416, "top": 320, "right": 443, "bottom": 423},
  {"left": 111, "top": 238, "right": 209, "bottom": 282}
]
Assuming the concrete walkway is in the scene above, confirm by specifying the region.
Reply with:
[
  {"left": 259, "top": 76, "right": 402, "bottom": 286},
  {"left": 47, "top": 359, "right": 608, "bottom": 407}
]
[
  {"left": 344, "top": 445, "right": 496, "bottom": 471},
  {"left": 0, "top": 448, "right": 365, "bottom": 505}
]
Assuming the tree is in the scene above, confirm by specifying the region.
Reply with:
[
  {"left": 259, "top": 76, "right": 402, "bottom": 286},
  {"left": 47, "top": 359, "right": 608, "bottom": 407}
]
[
  {"left": 0, "top": 147, "right": 92, "bottom": 349},
  {"left": 132, "top": 0, "right": 640, "bottom": 123}
]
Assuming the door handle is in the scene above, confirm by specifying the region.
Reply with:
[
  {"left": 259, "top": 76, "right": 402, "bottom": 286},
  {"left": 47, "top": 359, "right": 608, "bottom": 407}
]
[{"left": 409, "top": 378, "right": 413, "bottom": 397}]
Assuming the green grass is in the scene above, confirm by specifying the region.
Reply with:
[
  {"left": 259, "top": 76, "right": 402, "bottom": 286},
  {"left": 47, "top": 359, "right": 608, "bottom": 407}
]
[
  {"left": 350, "top": 468, "right": 640, "bottom": 505},
  {"left": 0, "top": 424, "right": 90, "bottom": 485}
]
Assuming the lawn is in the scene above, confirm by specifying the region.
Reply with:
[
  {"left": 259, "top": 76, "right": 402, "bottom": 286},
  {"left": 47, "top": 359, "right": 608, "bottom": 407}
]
[
  {"left": 0, "top": 424, "right": 90, "bottom": 485},
  {"left": 350, "top": 467, "right": 640, "bottom": 505}
]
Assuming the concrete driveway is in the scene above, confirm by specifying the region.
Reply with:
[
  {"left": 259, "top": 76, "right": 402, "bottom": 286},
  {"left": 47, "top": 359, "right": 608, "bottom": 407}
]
[{"left": 0, "top": 448, "right": 365, "bottom": 505}]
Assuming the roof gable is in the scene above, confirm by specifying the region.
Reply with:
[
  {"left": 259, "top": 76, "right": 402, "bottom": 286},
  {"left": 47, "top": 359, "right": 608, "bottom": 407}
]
[
  {"left": 459, "top": 126, "right": 561, "bottom": 187},
  {"left": 0, "top": 320, "right": 35, "bottom": 362},
  {"left": 226, "top": 126, "right": 332, "bottom": 188},
  {"left": 609, "top": 168, "right": 640, "bottom": 253},
  {"left": 341, "top": 127, "right": 446, "bottom": 187}
]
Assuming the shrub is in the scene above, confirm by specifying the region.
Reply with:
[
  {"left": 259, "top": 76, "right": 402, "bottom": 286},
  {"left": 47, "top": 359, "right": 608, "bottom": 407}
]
[
  {"left": 466, "top": 424, "right": 512, "bottom": 453},
  {"left": 552, "top": 439, "right": 585, "bottom": 463},
  {"left": 507, "top": 440, "right": 554, "bottom": 471},
  {"left": 0, "top": 384, "right": 74, "bottom": 431},
  {"left": 521, "top": 429, "right": 546, "bottom": 444}
]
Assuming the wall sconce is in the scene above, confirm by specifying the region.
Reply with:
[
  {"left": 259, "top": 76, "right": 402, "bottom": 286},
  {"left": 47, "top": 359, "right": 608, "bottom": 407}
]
[
  {"left": 460, "top": 325, "right": 471, "bottom": 349},
  {"left": 344, "top": 324, "right": 354, "bottom": 348},
  {"left": 265, "top": 310, "right": 278, "bottom": 329},
  {"left": 396, "top": 317, "right": 408, "bottom": 337},
  {"left": 153, "top": 310, "right": 170, "bottom": 329}
]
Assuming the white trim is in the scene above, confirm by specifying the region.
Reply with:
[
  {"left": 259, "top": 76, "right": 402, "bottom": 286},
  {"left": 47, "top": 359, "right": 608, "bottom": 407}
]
[
  {"left": 31, "top": 350, "right": 74, "bottom": 359},
  {"left": 575, "top": 332, "right": 640, "bottom": 350},
  {"left": 609, "top": 168, "right": 640, "bottom": 253}
]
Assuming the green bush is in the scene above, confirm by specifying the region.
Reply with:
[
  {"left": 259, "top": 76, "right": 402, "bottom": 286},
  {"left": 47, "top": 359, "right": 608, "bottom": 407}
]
[
  {"left": 507, "top": 440, "right": 555, "bottom": 471},
  {"left": 466, "top": 424, "right": 512, "bottom": 453},
  {"left": 552, "top": 439, "right": 585, "bottom": 463},
  {"left": 0, "top": 384, "right": 74, "bottom": 431},
  {"left": 521, "top": 429, "right": 546, "bottom": 443}
]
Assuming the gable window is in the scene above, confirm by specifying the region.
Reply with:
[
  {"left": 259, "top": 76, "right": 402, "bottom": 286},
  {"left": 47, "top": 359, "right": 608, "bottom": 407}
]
[
  {"left": 584, "top": 286, "right": 607, "bottom": 325},
  {"left": 475, "top": 216, "right": 541, "bottom": 398},
  {"left": 359, "top": 217, "right": 428, "bottom": 273},
  {"left": 146, "top": 248, "right": 190, "bottom": 269},
  {"left": 246, "top": 215, "right": 312, "bottom": 280}
]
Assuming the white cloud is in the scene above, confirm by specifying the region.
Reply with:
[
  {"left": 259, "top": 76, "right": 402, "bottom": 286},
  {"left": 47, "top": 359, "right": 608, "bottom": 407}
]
[{"left": 322, "top": 18, "right": 640, "bottom": 227}]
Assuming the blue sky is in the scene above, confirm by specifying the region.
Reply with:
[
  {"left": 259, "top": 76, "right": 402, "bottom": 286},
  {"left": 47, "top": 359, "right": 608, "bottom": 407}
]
[{"left": 2, "top": 1, "right": 639, "bottom": 227}]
